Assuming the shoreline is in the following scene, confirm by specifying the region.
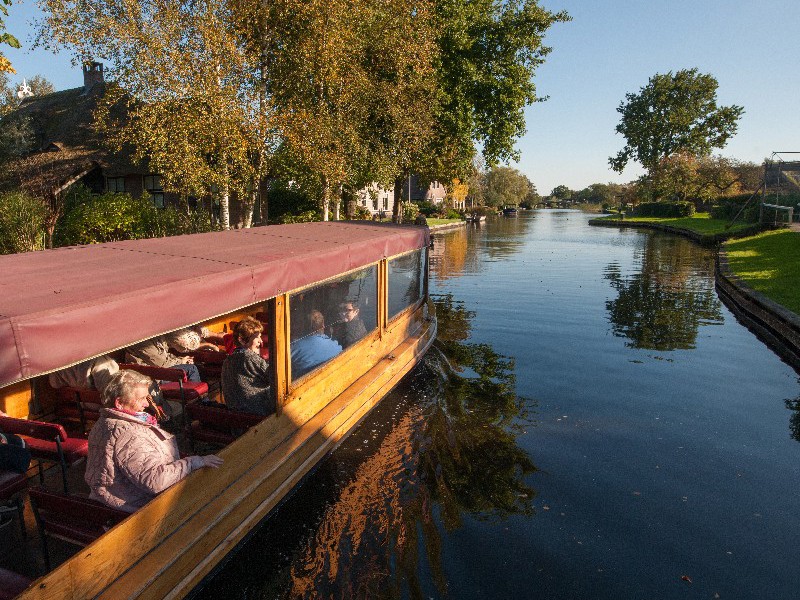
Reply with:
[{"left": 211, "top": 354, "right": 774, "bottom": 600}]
[
  {"left": 587, "top": 217, "right": 764, "bottom": 247},
  {"left": 589, "top": 216, "right": 800, "bottom": 373}
]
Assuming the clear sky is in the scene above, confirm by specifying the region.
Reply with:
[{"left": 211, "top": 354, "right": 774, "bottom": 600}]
[{"left": 5, "top": 0, "right": 800, "bottom": 195}]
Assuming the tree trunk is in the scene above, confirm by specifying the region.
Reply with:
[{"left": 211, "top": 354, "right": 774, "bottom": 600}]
[
  {"left": 220, "top": 182, "right": 230, "bottom": 230},
  {"left": 322, "top": 177, "right": 330, "bottom": 221},
  {"left": 242, "top": 183, "right": 257, "bottom": 229},
  {"left": 333, "top": 184, "right": 342, "bottom": 220},
  {"left": 393, "top": 175, "right": 404, "bottom": 224}
]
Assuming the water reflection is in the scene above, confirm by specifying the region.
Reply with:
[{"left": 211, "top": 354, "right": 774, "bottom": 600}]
[
  {"left": 193, "top": 295, "right": 536, "bottom": 600},
  {"left": 785, "top": 393, "right": 800, "bottom": 442},
  {"left": 604, "top": 233, "right": 724, "bottom": 350}
]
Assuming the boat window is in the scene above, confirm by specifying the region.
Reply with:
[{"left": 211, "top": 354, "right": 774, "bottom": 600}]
[
  {"left": 388, "top": 248, "right": 426, "bottom": 320},
  {"left": 290, "top": 265, "right": 378, "bottom": 381}
]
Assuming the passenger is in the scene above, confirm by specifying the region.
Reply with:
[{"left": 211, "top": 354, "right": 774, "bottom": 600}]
[
  {"left": 167, "top": 327, "right": 220, "bottom": 354},
  {"left": 0, "top": 414, "right": 31, "bottom": 474},
  {"left": 48, "top": 355, "right": 119, "bottom": 394},
  {"left": 85, "top": 370, "right": 222, "bottom": 513},
  {"left": 330, "top": 300, "right": 367, "bottom": 350},
  {"left": 291, "top": 310, "right": 342, "bottom": 378},
  {"left": 125, "top": 330, "right": 201, "bottom": 382},
  {"left": 220, "top": 317, "right": 275, "bottom": 416}
]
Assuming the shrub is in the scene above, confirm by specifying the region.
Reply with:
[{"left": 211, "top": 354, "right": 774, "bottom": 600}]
[
  {"left": 416, "top": 201, "right": 438, "bottom": 216},
  {"left": 277, "top": 210, "right": 320, "bottom": 224},
  {"left": 710, "top": 194, "right": 760, "bottom": 223},
  {"left": 55, "top": 193, "right": 158, "bottom": 245},
  {"left": 445, "top": 209, "right": 462, "bottom": 220},
  {"left": 0, "top": 191, "right": 47, "bottom": 254},
  {"left": 403, "top": 202, "right": 420, "bottom": 222},
  {"left": 631, "top": 201, "right": 695, "bottom": 218},
  {"left": 351, "top": 205, "right": 373, "bottom": 220}
]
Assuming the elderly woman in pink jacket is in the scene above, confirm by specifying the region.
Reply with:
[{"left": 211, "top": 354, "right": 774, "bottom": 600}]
[{"left": 85, "top": 370, "right": 222, "bottom": 512}]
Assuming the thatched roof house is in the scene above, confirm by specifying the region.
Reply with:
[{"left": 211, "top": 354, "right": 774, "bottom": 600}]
[{"left": 0, "top": 63, "right": 149, "bottom": 206}]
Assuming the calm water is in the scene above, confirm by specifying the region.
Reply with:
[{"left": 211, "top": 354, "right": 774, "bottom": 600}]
[{"left": 195, "top": 210, "right": 800, "bottom": 600}]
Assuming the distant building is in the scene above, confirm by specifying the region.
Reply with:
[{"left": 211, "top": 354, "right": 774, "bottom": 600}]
[{"left": 356, "top": 183, "right": 394, "bottom": 217}]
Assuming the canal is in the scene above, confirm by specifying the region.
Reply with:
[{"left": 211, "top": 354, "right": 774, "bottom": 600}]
[{"left": 195, "top": 210, "right": 800, "bottom": 599}]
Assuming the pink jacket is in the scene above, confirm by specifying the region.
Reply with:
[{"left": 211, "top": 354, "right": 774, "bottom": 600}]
[{"left": 85, "top": 409, "right": 204, "bottom": 512}]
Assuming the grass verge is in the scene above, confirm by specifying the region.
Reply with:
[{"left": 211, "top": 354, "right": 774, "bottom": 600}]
[
  {"left": 723, "top": 229, "right": 800, "bottom": 315},
  {"left": 426, "top": 218, "right": 463, "bottom": 227},
  {"left": 595, "top": 213, "right": 754, "bottom": 236}
]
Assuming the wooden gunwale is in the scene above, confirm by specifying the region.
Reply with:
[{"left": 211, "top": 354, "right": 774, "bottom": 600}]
[{"left": 16, "top": 302, "right": 436, "bottom": 599}]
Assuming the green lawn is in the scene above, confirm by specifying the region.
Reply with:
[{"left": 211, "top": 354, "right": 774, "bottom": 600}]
[
  {"left": 598, "top": 212, "right": 753, "bottom": 235},
  {"left": 426, "top": 218, "right": 463, "bottom": 226},
  {"left": 723, "top": 229, "right": 800, "bottom": 315}
]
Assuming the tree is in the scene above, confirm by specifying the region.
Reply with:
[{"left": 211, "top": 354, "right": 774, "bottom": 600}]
[
  {"left": 39, "top": 0, "right": 277, "bottom": 229},
  {"left": 551, "top": 184, "right": 572, "bottom": 200},
  {"left": 0, "top": 0, "right": 19, "bottom": 74},
  {"left": 638, "top": 152, "right": 744, "bottom": 206},
  {"left": 418, "top": 0, "right": 569, "bottom": 184},
  {"left": 267, "top": 0, "right": 437, "bottom": 221},
  {"left": 484, "top": 166, "right": 530, "bottom": 207},
  {"left": 1, "top": 74, "right": 55, "bottom": 115},
  {"left": 610, "top": 68, "right": 744, "bottom": 173}
]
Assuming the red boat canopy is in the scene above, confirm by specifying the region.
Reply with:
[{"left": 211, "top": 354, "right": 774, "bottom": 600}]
[{"left": 0, "top": 222, "right": 429, "bottom": 388}]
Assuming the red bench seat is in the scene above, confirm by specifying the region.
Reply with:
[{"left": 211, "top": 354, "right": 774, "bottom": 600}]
[
  {"left": 28, "top": 487, "right": 129, "bottom": 571},
  {"left": 0, "top": 416, "right": 88, "bottom": 493},
  {"left": 118, "top": 363, "right": 208, "bottom": 403}
]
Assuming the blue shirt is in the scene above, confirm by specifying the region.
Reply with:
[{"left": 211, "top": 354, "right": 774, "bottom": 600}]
[{"left": 291, "top": 334, "right": 342, "bottom": 379}]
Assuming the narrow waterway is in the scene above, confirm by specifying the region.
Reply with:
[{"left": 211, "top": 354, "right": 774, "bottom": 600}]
[{"left": 195, "top": 210, "right": 800, "bottom": 600}]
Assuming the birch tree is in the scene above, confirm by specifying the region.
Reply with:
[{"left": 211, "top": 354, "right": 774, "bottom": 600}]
[{"left": 38, "top": 0, "right": 278, "bottom": 228}]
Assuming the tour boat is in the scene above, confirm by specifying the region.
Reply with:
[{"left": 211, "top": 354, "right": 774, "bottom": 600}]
[{"left": 0, "top": 221, "right": 436, "bottom": 599}]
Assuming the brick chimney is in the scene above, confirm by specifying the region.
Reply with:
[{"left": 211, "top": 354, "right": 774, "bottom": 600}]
[{"left": 82, "top": 62, "right": 104, "bottom": 93}]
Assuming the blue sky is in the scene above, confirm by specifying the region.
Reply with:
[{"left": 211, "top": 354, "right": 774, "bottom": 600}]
[{"left": 5, "top": 0, "right": 800, "bottom": 195}]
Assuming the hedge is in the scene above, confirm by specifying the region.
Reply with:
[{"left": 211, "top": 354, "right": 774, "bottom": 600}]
[{"left": 631, "top": 201, "right": 695, "bottom": 218}]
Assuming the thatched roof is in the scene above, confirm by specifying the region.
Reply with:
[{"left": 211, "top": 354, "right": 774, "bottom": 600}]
[{"left": 0, "top": 84, "right": 142, "bottom": 197}]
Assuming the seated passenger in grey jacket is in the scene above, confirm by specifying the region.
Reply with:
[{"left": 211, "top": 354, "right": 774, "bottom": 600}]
[
  {"left": 85, "top": 370, "right": 222, "bottom": 512},
  {"left": 221, "top": 317, "right": 276, "bottom": 416}
]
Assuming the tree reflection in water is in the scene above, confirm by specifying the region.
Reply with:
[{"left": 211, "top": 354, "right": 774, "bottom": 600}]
[
  {"left": 785, "top": 394, "right": 800, "bottom": 442},
  {"left": 605, "top": 234, "right": 723, "bottom": 350},
  {"left": 193, "top": 295, "right": 537, "bottom": 600}
]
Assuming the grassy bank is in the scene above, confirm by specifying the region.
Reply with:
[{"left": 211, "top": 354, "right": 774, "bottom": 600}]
[
  {"left": 723, "top": 229, "right": 800, "bottom": 315},
  {"left": 596, "top": 212, "right": 754, "bottom": 236},
  {"left": 426, "top": 218, "right": 463, "bottom": 227}
]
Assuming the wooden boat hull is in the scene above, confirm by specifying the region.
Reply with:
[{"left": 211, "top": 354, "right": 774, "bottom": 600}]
[{"left": 18, "top": 302, "right": 436, "bottom": 599}]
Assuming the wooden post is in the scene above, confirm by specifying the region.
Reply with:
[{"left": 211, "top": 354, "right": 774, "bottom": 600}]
[
  {"left": 378, "top": 259, "right": 388, "bottom": 336},
  {"left": 272, "top": 294, "right": 291, "bottom": 411}
]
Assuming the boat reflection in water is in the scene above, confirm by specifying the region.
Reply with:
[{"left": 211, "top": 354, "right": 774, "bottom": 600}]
[{"left": 194, "top": 295, "right": 537, "bottom": 599}]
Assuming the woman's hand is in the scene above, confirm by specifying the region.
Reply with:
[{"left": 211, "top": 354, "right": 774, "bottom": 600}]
[{"left": 200, "top": 454, "right": 223, "bottom": 468}]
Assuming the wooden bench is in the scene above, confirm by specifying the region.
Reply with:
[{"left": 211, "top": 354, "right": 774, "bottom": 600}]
[
  {"left": 184, "top": 401, "right": 265, "bottom": 449},
  {"left": 0, "top": 416, "right": 88, "bottom": 493},
  {"left": 118, "top": 363, "right": 209, "bottom": 404},
  {"left": 28, "top": 487, "right": 129, "bottom": 572}
]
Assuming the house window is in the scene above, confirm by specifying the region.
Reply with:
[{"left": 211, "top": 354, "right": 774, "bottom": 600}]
[
  {"left": 144, "top": 174, "right": 165, "bottom": 208},
  {"left": 382, "top": 196, "right": 389, "bottom": 210},
  {"left": 372, "top": 197, "right": 378, "bottom": 210},
  {"left": 107, "top": 177, "right": 125, "bottom": 193}
]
